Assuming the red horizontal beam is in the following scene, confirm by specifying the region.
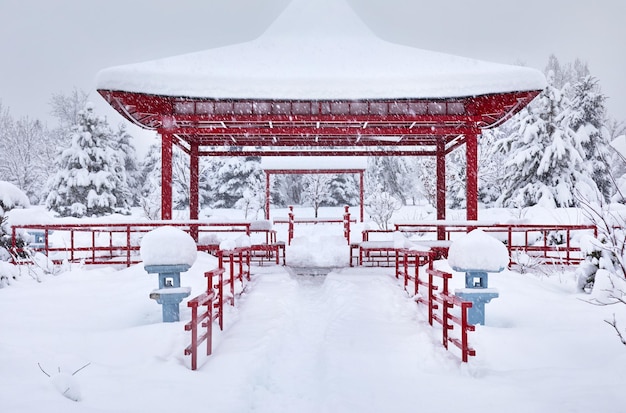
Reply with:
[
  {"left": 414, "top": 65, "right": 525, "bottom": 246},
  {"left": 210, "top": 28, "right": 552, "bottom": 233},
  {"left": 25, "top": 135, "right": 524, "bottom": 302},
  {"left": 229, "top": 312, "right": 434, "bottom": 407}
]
[
  {"left": 162, "top": 125, "right": 478, "bottom": 137},
  {"left": 170, "top": 113, "right": 483, "bottom": 124},
  {"left": 197, "top": 149, "right": 437, "bottom": 157},
  {"left": 265, "top": 169, "right": 364, "bottom": 174}
]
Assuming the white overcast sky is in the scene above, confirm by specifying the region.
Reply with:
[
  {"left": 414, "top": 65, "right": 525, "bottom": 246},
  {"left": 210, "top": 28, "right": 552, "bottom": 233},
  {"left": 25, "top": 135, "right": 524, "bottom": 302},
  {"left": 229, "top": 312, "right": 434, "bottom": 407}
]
[{"left": 1, "top": 0, "right": 625, "bottom": 154}]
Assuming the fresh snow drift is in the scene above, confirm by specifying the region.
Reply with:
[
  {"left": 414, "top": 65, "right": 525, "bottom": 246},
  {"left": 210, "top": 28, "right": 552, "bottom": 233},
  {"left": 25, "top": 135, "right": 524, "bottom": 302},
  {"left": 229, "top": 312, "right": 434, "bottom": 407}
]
[
  {"left": 0, "top": 206, "right": 625, "bottom": 412},
  {"left": 96, "top": 0, "right": 545, "bottom": 100},
  {"left": 0, "top": 180, "right": 30, "bottom": 212}
]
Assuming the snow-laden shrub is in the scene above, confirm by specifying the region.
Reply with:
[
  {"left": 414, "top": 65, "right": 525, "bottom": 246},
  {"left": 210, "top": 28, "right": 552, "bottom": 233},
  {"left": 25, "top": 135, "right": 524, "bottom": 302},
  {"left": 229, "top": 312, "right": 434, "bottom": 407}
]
[
  {"left": 0, "top": 181, "right": 30, "bottom": 262},
  {"left": 365, "top": 190, "right": 401, "bottom": 230},
  {"left": 0, "top": 261, "right": 19, "bottom": 288}
]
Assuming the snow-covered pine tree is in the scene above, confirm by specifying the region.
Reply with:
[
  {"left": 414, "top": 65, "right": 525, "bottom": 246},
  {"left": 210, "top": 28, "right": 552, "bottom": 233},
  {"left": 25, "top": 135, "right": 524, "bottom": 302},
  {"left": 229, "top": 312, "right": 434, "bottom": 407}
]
[
  {"left": 412, "top": 157, "right": 437, "bottom": 207},
  {"left": 138, "top": 144, "right": 161, "bottom": 219},
  {"left": 446, "top": 147, "right": 466, "bottom": 209},
  {"left": 199, "top": 156, "right": 224, "bottom": 209},
  {"left": 282, "top": 174, "right": 304, "bottom": 206},
  {"left": 327, "top": 174, "right": 359, "bottom": 206},
  {"left": 46, "top": 104, "right": 122, "bottom": 217},
  {"left": 496, "top": 72, "right": 596, "bottom": 208},
  {"left": 268, "top": 174, "right": 288, "bottom": 208},
  {"left": 478, "top": 127, "right": 510, "bottom": 206},
  {"left": 568, "top": 76, "right": 612, "bottom": 201},
  {"left": 214, "top": 157, "right": 263, "bottom": 208},
  {"left": 171, "top": 146, "right": 190, "bottom": 210},
  {"left": 113, "top": 124, "right": 141, "bottom": 207}
]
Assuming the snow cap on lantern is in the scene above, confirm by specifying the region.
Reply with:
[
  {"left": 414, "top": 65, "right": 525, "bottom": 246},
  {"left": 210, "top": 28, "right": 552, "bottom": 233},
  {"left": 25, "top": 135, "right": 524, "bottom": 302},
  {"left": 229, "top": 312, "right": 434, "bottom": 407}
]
[
  {"left": 448, "top": 229, "right": 508, "bottom": 272},
  {"left": 140, "top": 226, "right": 197, "bottom": 267}
]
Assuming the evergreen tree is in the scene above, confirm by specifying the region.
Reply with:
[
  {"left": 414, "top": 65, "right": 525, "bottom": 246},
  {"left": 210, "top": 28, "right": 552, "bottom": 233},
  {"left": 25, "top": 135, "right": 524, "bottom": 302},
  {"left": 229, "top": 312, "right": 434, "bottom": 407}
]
[
  {"left": 214, "top": 157, "right": 262, "bottom": 208},
  {"left": 496, "top": 72, "right": 596, "bottom": 208},
  {"left": 568, "top": 76, "right": 612, "bottom": 201},
  {"left": 446, "top": 147, "right": 467, "bottom": 209},
  {"left": 113, "top": 124, "right": 141, "bottom": 207},
  {"left": 138, "top": 144, "right": 162, "bottom": 219},
  {"left": 327, "top": 174, "right": 359, "bottom": 206},
  {"left": 171, "top": 146, "right": 190, "bottom": 209},
  {"left": 412, "top": 157, "right": 437, "bottom": 207},
  {"left": 199, "top": 157, "right": 224, "bottom": 209},
  {"left": 478, "top": 127, "right": 510, "bottom": 206},
  {"left": 46, "top": 104, "right": 122, "bottom": 217},
  {"left": 269, "top": 174, "right": 288, "bottom": 208}
]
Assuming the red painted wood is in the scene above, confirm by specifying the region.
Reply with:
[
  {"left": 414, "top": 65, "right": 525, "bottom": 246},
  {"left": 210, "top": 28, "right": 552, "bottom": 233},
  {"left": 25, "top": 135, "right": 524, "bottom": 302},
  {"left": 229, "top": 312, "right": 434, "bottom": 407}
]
[
  {"left": 466, "top": 134, "right": 479, "bottom": 222},
  {"left": 161, "top": 132, "right": 173, "bottom": 220}
]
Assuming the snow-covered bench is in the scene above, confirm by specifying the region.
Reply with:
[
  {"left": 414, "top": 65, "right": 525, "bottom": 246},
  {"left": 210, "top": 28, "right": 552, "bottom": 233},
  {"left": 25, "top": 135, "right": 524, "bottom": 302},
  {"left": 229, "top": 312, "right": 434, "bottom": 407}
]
[{"left": 351, "top": 230, "right": 451, "bottom": 267}]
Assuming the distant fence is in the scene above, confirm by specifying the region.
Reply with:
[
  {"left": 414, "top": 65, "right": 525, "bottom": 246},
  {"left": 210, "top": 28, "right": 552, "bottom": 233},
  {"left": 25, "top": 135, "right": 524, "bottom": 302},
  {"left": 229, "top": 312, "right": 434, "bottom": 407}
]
[
  {"left": 9, "top": 221, "right": 280, "bottom": 267},
  {"left": 388, "top": 222, "right": 597, "bottom": 266}
]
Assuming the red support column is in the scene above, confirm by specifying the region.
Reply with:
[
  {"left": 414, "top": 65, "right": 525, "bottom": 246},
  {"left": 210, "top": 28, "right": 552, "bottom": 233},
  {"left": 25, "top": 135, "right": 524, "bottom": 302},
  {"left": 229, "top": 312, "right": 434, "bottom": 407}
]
[
  {"left": 161, "top": 132, "right": 173, "bottom": 220},
  {"left": 436, "top": 139, "right": 446, "bottom": 240},
  {"left": 359, "top": 171, "right": 364, "bottom": 222},
  {"left": 466, "top": 134, "right": 479, "bottom": 222},
  {"left": 265, "top": 171, "right": 271, "bottom": 220},
  {"left": 190, "top": 143, "right": 199, "bottom": 241},
  {"left": 190, "top": 143, "right": 199, "bottom": 221}
]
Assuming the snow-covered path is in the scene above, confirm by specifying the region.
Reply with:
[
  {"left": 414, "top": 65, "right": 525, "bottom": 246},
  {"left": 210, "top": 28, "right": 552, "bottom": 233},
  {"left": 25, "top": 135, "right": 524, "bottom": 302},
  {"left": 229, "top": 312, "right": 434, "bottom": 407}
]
[
  {"left": 2, "top": 254, "right": 625, "bottom": 412},
  {"left": 199, "top": 267, "right": 453, "bottom": 413}
]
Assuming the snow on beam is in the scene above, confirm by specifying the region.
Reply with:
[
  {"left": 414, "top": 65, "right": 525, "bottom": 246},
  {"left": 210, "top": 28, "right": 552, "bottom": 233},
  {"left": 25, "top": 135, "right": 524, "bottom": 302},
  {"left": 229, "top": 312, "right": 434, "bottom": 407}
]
[{"left": 261, "top": 156, "right": 367, "bottom": 171}]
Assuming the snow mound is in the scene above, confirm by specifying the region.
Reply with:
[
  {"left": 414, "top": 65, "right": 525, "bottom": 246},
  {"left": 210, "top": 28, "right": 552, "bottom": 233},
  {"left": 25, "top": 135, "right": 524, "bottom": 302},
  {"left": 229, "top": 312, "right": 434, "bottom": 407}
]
[
  {"left": 140, "top": 226, "right": 197, "bottom": 267},
  {"left": 448, "top": 229, "right": 508, "bottom": 272},
  {"left": 219, "top": 235, "right": 252, "bottom": 251},
  {"left": 0, "top": 181, "right": 29, "bottom": 212}
]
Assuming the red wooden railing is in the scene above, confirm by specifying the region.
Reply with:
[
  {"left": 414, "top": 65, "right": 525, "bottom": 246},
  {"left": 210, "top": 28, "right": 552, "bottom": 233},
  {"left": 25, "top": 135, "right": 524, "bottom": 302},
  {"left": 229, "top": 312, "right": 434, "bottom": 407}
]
[
  {"left": 395, "top": 222, "right": 597, "bottom": 265},
  {"left": 218, "top": 248, "right": 251, "bottom": 306},
  {"left": 9, "top": 221, "right": 264, "bottom": 267},
  {"left": 397, "top": 250, "right": 475, "bottom": 362},
  {"left": 364, "top": 222, "right": 597, "bottom": 266},
  {"left": 185, "top": 246, "right": 255, "bottom": 371},
  {"left": 185, "top": 289, "right": 215, "bottom": 371},
  {"left": 395, "top": 249, "right": 434, "bottom": 296}
]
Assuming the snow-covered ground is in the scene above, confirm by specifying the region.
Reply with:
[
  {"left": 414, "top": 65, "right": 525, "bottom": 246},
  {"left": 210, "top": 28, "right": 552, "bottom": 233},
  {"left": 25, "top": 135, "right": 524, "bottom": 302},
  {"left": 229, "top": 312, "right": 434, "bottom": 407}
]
[{"left": 1, "top": 205, "right": 625, "bottom": 412}]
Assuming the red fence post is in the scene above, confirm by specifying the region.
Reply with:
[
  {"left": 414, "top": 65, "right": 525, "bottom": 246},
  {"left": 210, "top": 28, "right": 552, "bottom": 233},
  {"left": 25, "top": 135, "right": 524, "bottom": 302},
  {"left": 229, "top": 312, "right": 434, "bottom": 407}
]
[
  {"left": 189, "top": 303, "right": 199, "bottom": 370},
  {"left": 343, "top": 205, "right": 351, "bottom": 244},
  {"left": 126, "top": 225, "right": 131, "bottom": 267},
  {"left": 461, "top": 302, "right": 475, "bottom": 362},
  {"left": 288, "top": 205, "right": 294, "bottom": 245}
]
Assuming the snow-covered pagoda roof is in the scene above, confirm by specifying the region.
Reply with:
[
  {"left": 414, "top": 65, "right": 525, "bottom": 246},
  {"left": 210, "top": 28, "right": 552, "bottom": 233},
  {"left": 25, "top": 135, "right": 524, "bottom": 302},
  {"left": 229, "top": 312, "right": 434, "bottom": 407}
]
[{"left": 96, "top": 0, "right": 545, "bottom": 100}]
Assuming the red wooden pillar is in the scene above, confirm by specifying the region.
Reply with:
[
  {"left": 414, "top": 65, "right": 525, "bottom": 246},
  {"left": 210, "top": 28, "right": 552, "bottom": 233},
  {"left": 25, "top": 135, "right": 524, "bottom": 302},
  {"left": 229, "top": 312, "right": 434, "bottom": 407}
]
[
  {"left": 190, "top": 143, "right": 199, "bottom": 241},
  {"left": 190, "top": 143, "right": 199, "bottom": 221},
  {"left": 265, "top": 171, "right": 271, "bottom": 220},
  {"left": 359, "top": 171, "right": 364, "bottom": 222},
  {"left": 161, "top": 132, "right": 173, "bottom": 220},
  {"left": 436, "top": 139, "right": 446, "bottom": 240},
  {"left": 466, "top": 134, "right": 479, "bottom": 222}
]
